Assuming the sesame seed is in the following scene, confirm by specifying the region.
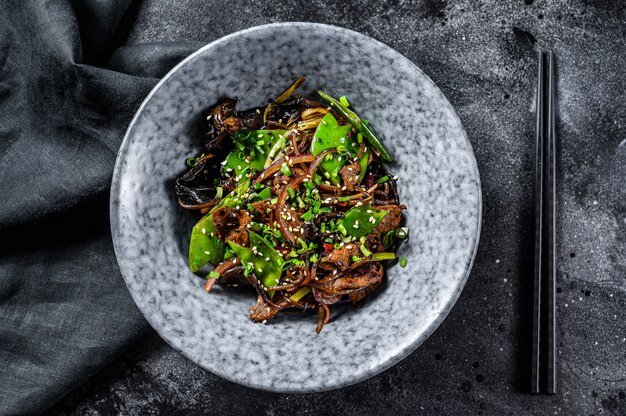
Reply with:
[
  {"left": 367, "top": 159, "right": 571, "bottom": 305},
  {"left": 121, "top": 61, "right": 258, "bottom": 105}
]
[
  {"left": 392, "top": 176, "right": 398, "bottom": 180},
  {"left": 332, "top": 269, "right": 337, "bottom": 275},
  {"left": 367, "top": 209, "right": 373, "bottom": 213},
  {"left": 257, "top": 134, "right": 263, "bottom": 138},
  {"left": 232, "top": 259, "right": 238, "bottom": 264},
  {"left": 353, "top": 224, "right": 359, "bottom": 228},
  {"left": 201, "top": 228, "right": 206, "bottom": 234},
  {"left": 204, "top": 251, "right": 210, "bottom": 255},
  {"left": 265, "top": 257, "right": 270, "bottom": 261},
  {"left": 341, "top": 186, "right": 346, "bottom": 191},
  {"left": 220, "top": 160, "right": 227, "bottom": 165},
  {"left": 346, "top": 245, "right": 353, "bottom": 249}
]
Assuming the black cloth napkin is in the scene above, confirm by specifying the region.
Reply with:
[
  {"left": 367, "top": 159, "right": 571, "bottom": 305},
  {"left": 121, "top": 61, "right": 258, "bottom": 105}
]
[{"left": 0, "top": 2, "right": 201, "bottom": 414}]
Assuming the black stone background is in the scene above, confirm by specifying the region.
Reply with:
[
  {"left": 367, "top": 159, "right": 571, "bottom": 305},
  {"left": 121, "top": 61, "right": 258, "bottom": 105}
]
[{"left": 48, "top": 0, "right": 626, "bottom": 415}]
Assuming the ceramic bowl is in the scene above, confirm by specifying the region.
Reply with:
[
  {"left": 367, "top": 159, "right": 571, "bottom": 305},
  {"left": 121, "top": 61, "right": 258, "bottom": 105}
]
[{"left": 111, "top": 22, "right": 481, "bottom": 392}]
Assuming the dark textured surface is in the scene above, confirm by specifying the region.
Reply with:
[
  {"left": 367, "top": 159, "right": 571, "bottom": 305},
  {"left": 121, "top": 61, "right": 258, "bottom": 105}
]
[{"left": 47, "top": 0, "right": 625, "bottom": 415}]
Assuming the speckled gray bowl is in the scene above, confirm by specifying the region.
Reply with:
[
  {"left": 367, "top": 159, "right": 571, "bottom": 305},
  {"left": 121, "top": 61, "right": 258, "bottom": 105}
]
[{"left": 111, "top": 22, "right": 481, "bottom": 393}]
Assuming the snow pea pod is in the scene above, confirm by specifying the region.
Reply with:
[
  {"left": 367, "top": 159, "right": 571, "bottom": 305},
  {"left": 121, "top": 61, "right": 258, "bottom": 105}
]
[
  {"left": 317, "top": 90, "right": 393, "bottom": 162},
  {"left": 337, "top": 205, "right": 388, "bottom": 239},
  {"left": 228, "top": 231, "right": 283, "bottom": 288},
  {"left": 188, "top": 180, "right": 250, "bottom": 272},
  {"left": 310, "top": 113, "right": 369, "bottom": 184}
]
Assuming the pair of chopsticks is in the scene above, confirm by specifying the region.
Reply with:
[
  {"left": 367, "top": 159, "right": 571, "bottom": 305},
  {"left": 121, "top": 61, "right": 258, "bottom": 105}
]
[{"left": 531, "top": 50, "right": 557, "bottom": 395}]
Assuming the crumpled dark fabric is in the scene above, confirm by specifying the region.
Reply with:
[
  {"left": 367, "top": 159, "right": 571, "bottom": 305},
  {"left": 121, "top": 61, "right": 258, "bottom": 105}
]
[{"left": 0, "top": 1, "right": 202, "bottom": 414}]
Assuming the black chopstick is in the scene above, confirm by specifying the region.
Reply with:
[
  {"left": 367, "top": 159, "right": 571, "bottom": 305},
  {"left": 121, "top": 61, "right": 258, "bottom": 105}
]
[
  {"left": 531, "top": 49, "right": 557, "bottom": 395},
  {"left": 545, "top": 50, "right": 557, "bottom": 395},
  {"left": 531, "top": 50, "right": 544, "bottom": 394}
]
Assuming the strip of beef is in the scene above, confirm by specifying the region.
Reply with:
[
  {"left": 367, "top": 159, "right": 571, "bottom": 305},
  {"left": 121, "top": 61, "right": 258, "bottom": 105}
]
[
  {"left": 272, "top": 172, "right": 289, "bottom": 196},
  {"left": 312, "top": 287, "right": 341, "bottom": 305},
  {"left": 317, "top": 262, "right": 383, "bottom": 298},
  {"left": 366, "top": 204, "right": 403, "bottom": 252},
  {"left": 212, "top": 258, "right": 247, "bottom": 286},
  {"left": 339, "top": 160, "right": 361, "bottom": 192},
  {"left": 278, "top": 203, "right": 310, "bottom": 241},
  {"left": 250, "top": 201, "right": 273, "bottom": 222},
  {"left": 319, "top": 243, "right": 360, "bottom": 271},
  {"left": 212, "top": 207, "right": 252, "bottom": 246},
  {"left": 249, "top": 296, "right": 282, "bottom": 322}
]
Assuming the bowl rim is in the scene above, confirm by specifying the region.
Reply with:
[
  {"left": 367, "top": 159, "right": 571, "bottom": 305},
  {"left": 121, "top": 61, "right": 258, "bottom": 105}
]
[{"left": 110, "top": 21, "right": 482, "bottom": 393}]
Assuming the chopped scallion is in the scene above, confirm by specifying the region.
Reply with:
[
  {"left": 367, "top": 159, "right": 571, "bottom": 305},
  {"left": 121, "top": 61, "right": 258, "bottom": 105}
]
[
  {"left": 359, "top": 245, "right": 372, "bottom": 257},
  {"left": 372, "top": 252, "right": 396, "bottom": 261},
  {"left": 395, "top": 227, "right": 409, "bottom": 239},
  {"left": 289, "top": 286, "right": 310, "bottom": 302},
  {"left": 280, "top": 163, "right": 292, "bottom": 176}
]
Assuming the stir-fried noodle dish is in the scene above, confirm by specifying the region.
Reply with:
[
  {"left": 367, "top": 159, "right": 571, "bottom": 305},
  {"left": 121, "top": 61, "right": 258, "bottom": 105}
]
[{"left": 176, "top": 77, "right": 409, "bottom": 333}]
